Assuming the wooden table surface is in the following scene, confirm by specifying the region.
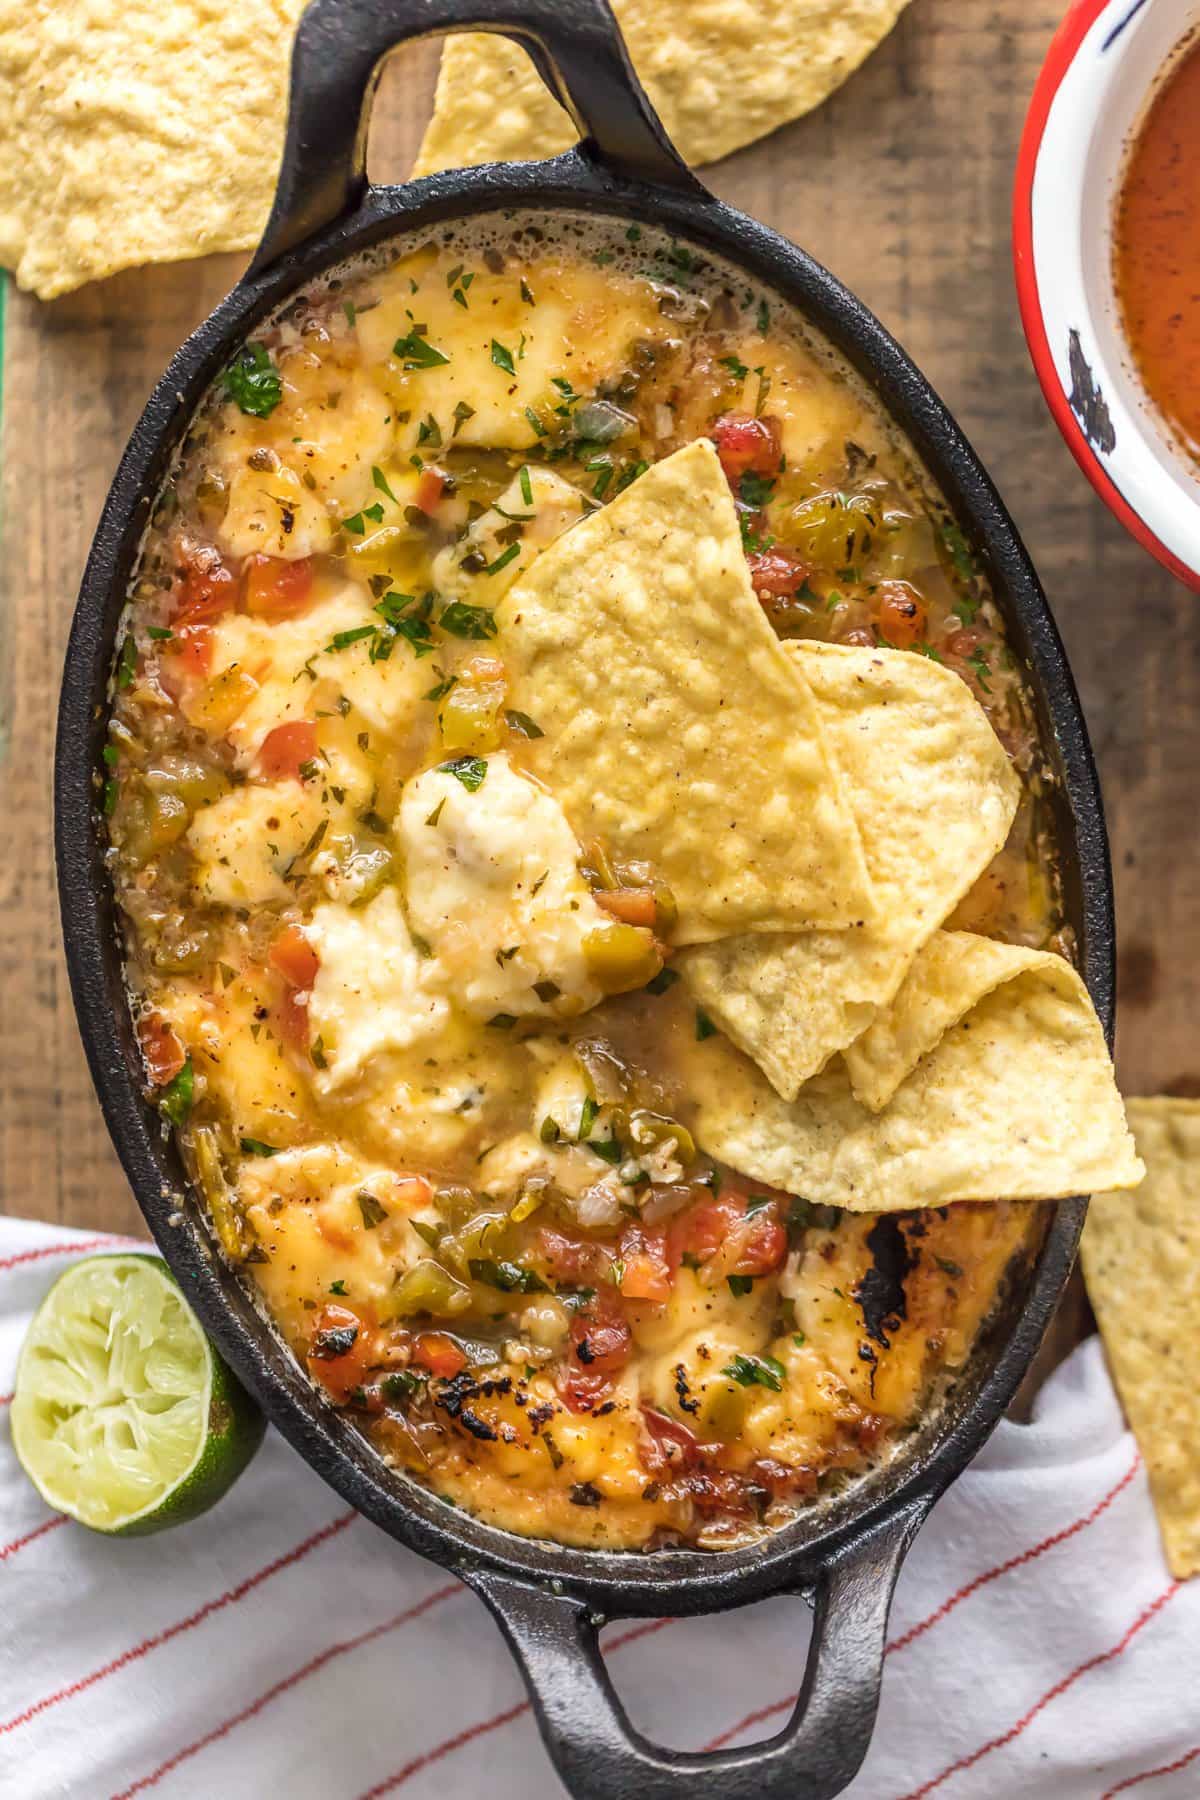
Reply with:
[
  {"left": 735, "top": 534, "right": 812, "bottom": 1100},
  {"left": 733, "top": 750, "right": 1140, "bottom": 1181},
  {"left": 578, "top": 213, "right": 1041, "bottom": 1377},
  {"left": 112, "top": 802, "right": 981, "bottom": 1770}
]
[{"left": 1, "top": 1, "right": 1196, "bottom": 1253}]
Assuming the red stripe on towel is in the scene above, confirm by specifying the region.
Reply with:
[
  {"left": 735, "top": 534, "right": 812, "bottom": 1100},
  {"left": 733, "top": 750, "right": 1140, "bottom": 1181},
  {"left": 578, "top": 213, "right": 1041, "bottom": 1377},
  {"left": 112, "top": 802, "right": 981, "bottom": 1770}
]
[
  {"left": 113, "top": 1581, "right": 464, "bottom": 1798},
  {"left": 0, "top": 1510, "right": 357, "bottom": 1737}
]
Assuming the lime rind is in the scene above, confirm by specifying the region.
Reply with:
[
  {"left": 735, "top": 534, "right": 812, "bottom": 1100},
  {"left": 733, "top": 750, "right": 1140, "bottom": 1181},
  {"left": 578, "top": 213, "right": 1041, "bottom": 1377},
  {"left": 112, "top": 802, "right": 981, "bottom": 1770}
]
[{"left": 11, "top": 1253, "right": 265, "bottom": 1535}]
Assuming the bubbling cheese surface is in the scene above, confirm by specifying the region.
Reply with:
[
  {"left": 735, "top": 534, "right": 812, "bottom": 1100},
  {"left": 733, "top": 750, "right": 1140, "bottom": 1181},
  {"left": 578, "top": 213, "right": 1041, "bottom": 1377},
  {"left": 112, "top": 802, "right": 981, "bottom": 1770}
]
[{"left": 104, "top": 213, "right": 1057, "bottom": 1551}]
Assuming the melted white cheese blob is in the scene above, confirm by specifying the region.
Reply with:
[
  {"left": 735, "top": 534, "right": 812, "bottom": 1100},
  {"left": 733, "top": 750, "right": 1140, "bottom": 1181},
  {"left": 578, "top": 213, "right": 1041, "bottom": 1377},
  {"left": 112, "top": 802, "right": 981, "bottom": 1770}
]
[
  {"left": 397, "top": 753, "right": 607, "bottom": 1020},
  {"left": 307, "top": 886, "right": 449, "bottom": 1090}
]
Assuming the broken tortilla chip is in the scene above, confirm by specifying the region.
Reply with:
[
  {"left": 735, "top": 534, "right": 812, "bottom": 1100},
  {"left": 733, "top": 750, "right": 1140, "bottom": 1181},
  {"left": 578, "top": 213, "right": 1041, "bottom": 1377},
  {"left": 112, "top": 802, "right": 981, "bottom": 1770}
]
[
  {"left": 0, "top": 0, "right": 303, "bottom": 299},
  {"left": 497, "top": 439, "right": 875, "bottom": 944},
  {"left": 413, "top": 2, "right": 913, "bottom": 177},
  {"left": 1082, "top": 1098, "right": 1200, "bottom": 1580},
  {"left": 678, "top": 644, "right": 1019, "bottom": 1098},
  {"left": 680, "top": 936, "right": 1142, "bottom": 1211}
]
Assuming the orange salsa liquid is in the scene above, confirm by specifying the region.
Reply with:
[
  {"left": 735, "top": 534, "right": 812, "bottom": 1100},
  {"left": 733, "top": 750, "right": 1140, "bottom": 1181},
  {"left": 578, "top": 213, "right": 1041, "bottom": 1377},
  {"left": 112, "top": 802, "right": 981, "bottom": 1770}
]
[{"left": 1115, "top": 38, "right": 1200, "bottom": 458}]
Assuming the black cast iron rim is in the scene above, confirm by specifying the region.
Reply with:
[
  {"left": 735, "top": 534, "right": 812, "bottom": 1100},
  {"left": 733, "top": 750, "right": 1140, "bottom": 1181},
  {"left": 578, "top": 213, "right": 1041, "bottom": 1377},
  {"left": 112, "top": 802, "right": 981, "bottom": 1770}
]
[{"left": 54, "top": 153, "right": 1107, "bottom": 1617}]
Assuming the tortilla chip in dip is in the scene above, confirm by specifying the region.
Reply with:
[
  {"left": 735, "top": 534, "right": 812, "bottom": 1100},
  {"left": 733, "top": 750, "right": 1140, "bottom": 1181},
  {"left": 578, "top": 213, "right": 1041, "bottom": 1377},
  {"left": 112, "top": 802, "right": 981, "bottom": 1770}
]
[
  {"left": 0, "top": 0, "right": 303, "bottom": 299},
  {"left": 497, "top": 439, "right": 875, "bottom": 944},
  {"left": 842, "top": 928, "right": 1054, "bottom": 1112},
  {"left": 1082, "top": 1099, "right": 1200, "bottom": 1580},
  {"left": 413, "top": 1, "right": 913, "bottom": 177},
  {"left": 682, "top": 936, "right": 1143, "bottom": 1211},
  {"left": 678, "top": 644, "right": 1019, "bottom": 1099}
]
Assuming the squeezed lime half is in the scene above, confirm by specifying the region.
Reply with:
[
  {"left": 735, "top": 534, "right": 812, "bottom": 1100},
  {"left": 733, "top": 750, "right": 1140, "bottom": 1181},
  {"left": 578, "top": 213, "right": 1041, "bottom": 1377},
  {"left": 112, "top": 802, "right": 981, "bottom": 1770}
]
[{"left": 11, "top": 1253, "right": 265, "bottom": 1534}]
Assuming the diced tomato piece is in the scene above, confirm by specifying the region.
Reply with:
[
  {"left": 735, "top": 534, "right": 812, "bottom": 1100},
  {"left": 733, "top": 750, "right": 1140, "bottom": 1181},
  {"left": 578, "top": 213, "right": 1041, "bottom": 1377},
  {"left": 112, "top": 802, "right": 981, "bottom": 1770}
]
[
  {"left": 172, "top": 545, "right": 237, "bottom": 627},
  {"left": 733, "top": 1209, "right": 788, "bottom": 1276},
  {"left": 710, "top": 412, "right": 783, "bottom": 483},
  {"left": 746, "top": 549, "right": 810, "bottom": 599},
  {"left": 413, "top": 1332, "right": 467, "bottom": 1378},
  {"left": 276, "top": 985, "right": 310, "bottom": 1049},
  {"left": 875, "top": 581, "right": 928, "bottom": 650},
  {"left": 666, "top": 1195, "right": 738, "bottom": 1270},
  {"left": 394, "top": 1174, "right": 435, "bottom": 1212},
  {"left": 157, "top": 622, "right": 213, "bottom": 700},
  {"left": 269, "top": 924, "right": 320, "bottom": 990},
  {"left": 570, "top": 1302, "right": 632, "bottom": 1375},
  {"left": 667, "top": 1191, "right": 787, "bottom": 1278},
  {"left": 641, "top": 1406, "right": 701, "bottom": 1470},
  {"left": 307, "top": 1305, "right": 373, "bottom": 1403},
  {"left": 535, "top": 1226, "right": 602, "bottom": 1286},
  {"left": 242, "top": 555, "right": 314, "bottom": 619},
  {"left": 617, "top": 1223, "right": 673, "bottom": 1303},
  {"left": 413, "top": 469, "right": 445, "bottom": 515},
  {"left": 595, "top": 887, "right": 658, "bottom": 929},
  {"left": 137, "top": 1012, "right": 185, "bottom": 1086},
  {"left": 258, "top": 720, "right": 318, "bottom": 781}
]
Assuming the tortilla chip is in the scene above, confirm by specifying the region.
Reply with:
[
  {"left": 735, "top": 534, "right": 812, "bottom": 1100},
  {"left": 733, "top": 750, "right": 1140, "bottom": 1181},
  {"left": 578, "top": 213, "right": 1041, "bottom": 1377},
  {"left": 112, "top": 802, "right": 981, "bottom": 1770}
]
[
  {"left": 497, "top": 439, "right": 874, "bottom": 944},
  {"left": 0, "top": 0, "right": 303, "bottom": 299},
  {"left": 678, "top": 646, "right": 1019, "bottom": 1098},
  {"left": 843, "top": 929, "right": 1041, "bottom": 1112},
  {"left": 413, "top": 2, "right": 913, "bottom": 177},
  {"left": 682, "top": 936, "right": 1143, "bottom": 1210},
  {"left": 1082, "top": 1100, "right": 1200, "bottom": 1580}
]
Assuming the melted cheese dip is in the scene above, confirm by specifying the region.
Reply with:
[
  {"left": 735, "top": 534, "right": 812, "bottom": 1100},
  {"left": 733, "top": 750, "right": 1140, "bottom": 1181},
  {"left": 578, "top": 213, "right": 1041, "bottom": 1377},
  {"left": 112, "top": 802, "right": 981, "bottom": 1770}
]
[{"left": 104, "top": 216, "right": 1056, "bottom": 1550}]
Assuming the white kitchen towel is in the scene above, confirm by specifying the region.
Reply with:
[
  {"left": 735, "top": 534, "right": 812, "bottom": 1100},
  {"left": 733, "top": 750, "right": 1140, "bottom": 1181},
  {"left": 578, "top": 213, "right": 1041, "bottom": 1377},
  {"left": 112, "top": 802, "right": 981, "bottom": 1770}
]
[{"left": 1, "top": 1217, "right": 1197, "bottom": 1800}]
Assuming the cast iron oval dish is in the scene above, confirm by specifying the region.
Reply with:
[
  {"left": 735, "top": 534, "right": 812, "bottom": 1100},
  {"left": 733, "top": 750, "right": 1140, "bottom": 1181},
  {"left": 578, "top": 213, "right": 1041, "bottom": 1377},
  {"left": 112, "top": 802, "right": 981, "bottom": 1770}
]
[{"left": 54, "top": 3, "right": 1112, "bottom": 1795}]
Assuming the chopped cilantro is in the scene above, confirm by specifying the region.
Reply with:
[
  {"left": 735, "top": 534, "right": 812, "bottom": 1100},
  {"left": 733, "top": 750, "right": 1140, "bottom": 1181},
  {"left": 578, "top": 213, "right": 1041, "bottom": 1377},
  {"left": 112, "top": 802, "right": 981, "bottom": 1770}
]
[
  {"left": 525, "top": 406, "right": 548, "bottom": 438},
  {"left": 423, "top": 674, "right": 458, "bottom": 703},
  {"left": 915, "top": 641, "right": 945, "bottom": 664},
  {"left": 520, "top": 278, "right": 536, "bottom": 305},
  {"left": 239, "top": 1138, "right": 279, "bottom": 1158},
  {"left": 744, "top": 1194, "right": 773, "bottom": 1217},
  {"left": 490, "top": 339, "right": 517, "bottom": 376},
  {"left": 439, "top": 754, "right": 488, "bottom": 792},
  {"left": 504, "top": 708, "right": 543, "bottom": 739},
  {"left": 722, "top": 1351, "right": 784, "bottom": 1391},
  {"left": 392, "top": 330, "right": 450, "bottom": 369},
  {"left": 483, "top": 542, "right": 521, "bottom": 577},
  {"left": 469, "top": 1257, "right": 547, "bottom": 1293},
  {"left": 645, "top": 966, "right": 680, "bottom": 996},
  {"left": 158, "top": 1058, "right": 194, "bottom": 1128},
  {"left": 220, "top": 343, "right": 282, "bottom": 418},
  {"left": 146, "top": 625, "right": 173, "bottom": 641},
  {"left": 425, "top": 798, "right": 446, "bottom": 828},
  {"left": 452, "top": 400, "right": 476, "bottom": 436},
  {"left": 577, "top": 1096, "right": 599, "bottom": 1141},
  {"left": 966, "top": 648, "right": 992, "bottom": 692},
  {"left": 372, "top": 466, "right": 399, "bottom": 504},
  {"left": 695, "top": 1007, "right": 717, "bottom": 1041},
  {"left": 487, "top": 1013, "right": 517, "bottom": 1029},
  {"left": 720, "top": 354, "right": 750, "bottom": 381},
  {"left": 518, "top": 464, "right": 533, "bottom": 506},
  {"left": 934, "top": 1255, "right": 964, "bottom": 1278},
  {"left": 116, "top": 635, "right": 137, "bottom": 690},
  {"left": 757, "top": 298, "right": 770, "bottom": 334},
  {"left": 727, "top": 1274, "right": 754, "bottom": 1297},
  {"left": 439, "top": 600, "right": 498, "bottom": 639},
  {"left": 326, "top": 624, "right": 376, "bottom": 650},
  {"left": 329, "top": 1279, "right": 348, "bottom": 1296},
  {"left": 739, "top": 469, "right": 775, "bottom": 510},
  {"left": 539, "top": 1116, "right": 561, "bottom": 1144}
]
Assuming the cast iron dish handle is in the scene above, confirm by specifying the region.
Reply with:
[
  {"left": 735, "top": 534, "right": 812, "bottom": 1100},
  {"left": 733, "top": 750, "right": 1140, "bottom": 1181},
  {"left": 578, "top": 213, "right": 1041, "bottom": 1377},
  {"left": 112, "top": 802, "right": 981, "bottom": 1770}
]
[
  {"left": 251, "top": 0, "right": 709, "bottom": 275},
  {"left": 464, "top": 1500, "right": 929, "bottom": 1800}
]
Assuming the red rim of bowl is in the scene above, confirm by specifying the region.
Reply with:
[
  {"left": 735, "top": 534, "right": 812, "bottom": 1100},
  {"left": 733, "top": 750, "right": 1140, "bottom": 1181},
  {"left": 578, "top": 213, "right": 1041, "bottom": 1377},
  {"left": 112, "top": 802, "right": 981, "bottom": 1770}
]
[{"left": 1012, "top": 0, "right": 1200, "bottom": 590}]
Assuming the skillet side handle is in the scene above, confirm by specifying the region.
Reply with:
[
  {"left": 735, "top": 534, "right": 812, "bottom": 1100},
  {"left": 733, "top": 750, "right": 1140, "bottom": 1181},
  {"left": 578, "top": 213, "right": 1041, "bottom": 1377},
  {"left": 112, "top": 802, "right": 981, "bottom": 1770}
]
[
  {"left": 249, "top": 0, "right": 706, "bottom": 276},
  {"left": 465, "top": 1499, "right": 928, "bottom": 1800}
]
